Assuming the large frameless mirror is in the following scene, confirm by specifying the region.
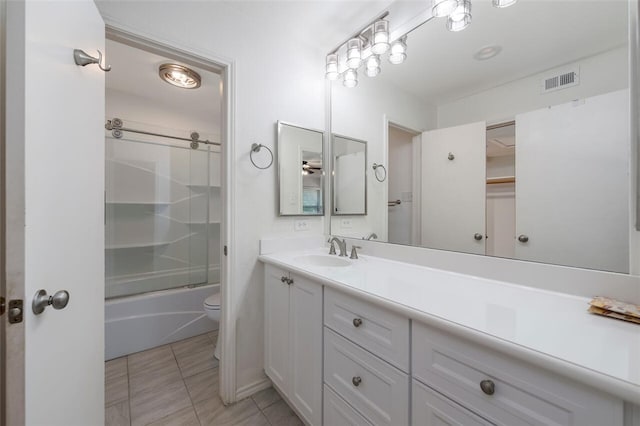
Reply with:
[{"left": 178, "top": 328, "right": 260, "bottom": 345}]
[
  {"left": 330, "top": 0, "right": 634, "bottom": 273},
  {"left": 332, "top": 134, "right": 367, "bottom": 216},
  {"left": 278, "top": 121, "right": 324, "bottom": 216}
]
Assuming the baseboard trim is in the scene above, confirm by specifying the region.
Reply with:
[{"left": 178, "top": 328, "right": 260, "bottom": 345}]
[{"left": 235, "top": 377, "right": 272, "bottom": 401}]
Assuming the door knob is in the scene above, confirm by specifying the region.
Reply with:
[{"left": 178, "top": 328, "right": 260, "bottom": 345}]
[
  {"left": 480, "top": 379, "right": 495, "bottom": 395},
  {"left": 474, "top": 233, "right": 483, "bottom": 241},
  {"left": 518, "top": 234, "right": 529, "bottom": 243},
  {"left": 32, "top": 289, "right": 70, "bottom": 315}
]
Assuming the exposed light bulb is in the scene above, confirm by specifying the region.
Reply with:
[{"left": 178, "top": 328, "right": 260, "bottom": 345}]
[
  {"left": 447, "top": 14, "right": 471, "bottom": 31},
  {"left": 325, "top": 53, "right": 339, "bottom": 80},
  {"left": 432, "top": 0, "right": 459, "bottom": 18},
  {"left": 343, "top": 69, "right": 358, "bottom": 88},
  {"left": 346, "top": 38, "right": 362, "bottom": 69},
  {"left": 371, "top": 20, "right": 390, "bottom": 55},
  {"left": 492, "top": 0, "right": 517, "bottom": 8},
  {"left": 388, "top": 37, "right": 407, "bottom": 65}
]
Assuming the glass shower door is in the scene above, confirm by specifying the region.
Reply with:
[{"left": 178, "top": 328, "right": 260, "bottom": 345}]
[{"left": 105, "top": 134, "right": 215, "bottom": 299}]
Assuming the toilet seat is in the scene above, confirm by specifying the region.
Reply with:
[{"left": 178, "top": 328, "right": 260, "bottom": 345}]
[{"left": 204, "top": 293, "right": 220, "bottom": 309}]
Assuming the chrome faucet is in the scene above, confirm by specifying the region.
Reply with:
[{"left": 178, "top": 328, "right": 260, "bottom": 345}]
[
  {"left": 364, "top": 232, "right": 378, "bottom": 240},
  {"left": 328, "top": 237, "right": 347, "bottom": 257}
]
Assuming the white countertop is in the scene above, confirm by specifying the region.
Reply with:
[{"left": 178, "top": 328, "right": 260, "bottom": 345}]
[{"left": 259, "top": 248, "right": 640, "bottom": 404}]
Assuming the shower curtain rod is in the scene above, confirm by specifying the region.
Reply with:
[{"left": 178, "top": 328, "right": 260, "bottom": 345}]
[{"left": 105, "top": 118, "right": 221, "bottom": 147}]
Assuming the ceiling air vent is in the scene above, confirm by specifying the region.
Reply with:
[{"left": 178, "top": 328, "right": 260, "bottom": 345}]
[{"left": 541, "top": 67, "right": 579, "bottom": 93}]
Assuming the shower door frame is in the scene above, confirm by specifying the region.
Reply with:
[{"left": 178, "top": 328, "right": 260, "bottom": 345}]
[{"left": 104, "top": 25, "right": 237, "bottom": 404}]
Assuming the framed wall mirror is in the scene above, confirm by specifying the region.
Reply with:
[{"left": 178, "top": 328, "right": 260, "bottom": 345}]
[
  {"left": 278, "top": 121, "right": 324, "bottom": 216},
  {"left": 332, "top": 134, "right": 367, "bottom": 216},
  {"left": 330, "top": 0, "right": 636, "bottom": 273}
]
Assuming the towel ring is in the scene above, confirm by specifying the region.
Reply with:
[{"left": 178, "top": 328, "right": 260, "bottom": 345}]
[
  {"left": 372, "top": 163, "right": 387, "bottom": 182},
  {"left": 250, "top": 143, "right": 274, "bottom": 170}
]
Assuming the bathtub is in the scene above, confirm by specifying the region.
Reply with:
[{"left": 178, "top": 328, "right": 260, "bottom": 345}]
[{"left": 105, "top": 282, "right": 219, "bottom": 360}]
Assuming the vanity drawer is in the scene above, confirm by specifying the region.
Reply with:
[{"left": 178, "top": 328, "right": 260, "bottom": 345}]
[
  {"left": 324, "top": 327, "right": 410, "bottom": 426},
  {"left": 412, "top": 322, "right": 623, "bottom": 426},
  {"left": 324, "top": 384, "right": 373, "bottom": 426},
  {"left": 412, "top": 380, "right": 493, "bottom": 426},
  {"left": 324, "top": 287, "right": 410, "bottom": 372}
]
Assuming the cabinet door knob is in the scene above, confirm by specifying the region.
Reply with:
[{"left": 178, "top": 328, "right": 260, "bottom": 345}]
[
  {"left": 287, "top": 278, "right": 294, "bottom": 285},
  {"left": 352, "top": 318, "right": 363, "bottom": 327},
  {"left": 474, "top": 233, "right": 483, "bottom": 241},
  {"left": 480, "top": 379, "right": 495, "bottom": 395},
  {"left": 352, "top": 376, "right": 362, "bottom": 387},
  {"left": 518, "top": 234, "right": 529, "bottom": 243},
  {"left": 281, "top": 276, "right": 287, "bottom": 283}
]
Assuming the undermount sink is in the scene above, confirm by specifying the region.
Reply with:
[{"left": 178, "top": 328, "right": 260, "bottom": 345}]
[{"left": 294, "top": 254, "right": 352, "bottom": 268}]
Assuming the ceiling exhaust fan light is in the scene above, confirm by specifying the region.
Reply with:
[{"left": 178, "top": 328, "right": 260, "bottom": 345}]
[
  {"left": 325, "top": 53, "right": 339, "bottom": 80},
  {"left": 159, "top": 64, "right": 201, "bottom": 89},
  {"left": 432, "top": 0, "right": 459, "bottom": 18},
  {"left": 371, "top": 20, "right": 390, "bottom": 54},
  {"left": 346, "top": 38, "right": 363, "bottom": 69},
  {"left": 493, "top": 0, "right": 517, "bottom": 8},
  {"left": 343, "top": 69, "right": 358, "bottom": 88},
  {"left": 388, "top": 37, "right": 407, "bottom": 65}
]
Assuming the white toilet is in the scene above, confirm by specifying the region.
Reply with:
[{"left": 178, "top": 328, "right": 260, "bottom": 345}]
[{"left": 203, "top": 293, "right": 221, "bottom": 360}]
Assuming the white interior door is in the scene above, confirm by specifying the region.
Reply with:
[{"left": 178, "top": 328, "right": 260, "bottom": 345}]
[
  {"left": 515, "top": 90, "right": 629, "bottom": 272},
  {"left": 6, "top": 1, "right": 105, "bottom": 424},
  {"left": 421, "top": 122, "right": 486, "bottom": 254}
]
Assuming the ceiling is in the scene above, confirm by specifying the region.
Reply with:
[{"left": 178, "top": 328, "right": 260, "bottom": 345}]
[
  {"left": 373, "top": 0, "right": 629, "bottom": 105},
  {"left": 105, "top": 39, "right": 221, "bottom": 128}
]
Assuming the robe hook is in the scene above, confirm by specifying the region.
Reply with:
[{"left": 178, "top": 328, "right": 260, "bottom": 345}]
[{"left": 73, "top": 49, "right": 111, "bottom": 72}]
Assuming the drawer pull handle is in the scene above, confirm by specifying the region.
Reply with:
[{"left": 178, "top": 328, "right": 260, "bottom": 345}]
[
  {"left": 353, "top": 318, "right": 363, "bottom": 327},
  {"left": 480, "top": 379, "right": 495, "bottom": 395},
  {"left": 352, "top": 376, "right": 362, "bottom": 387}
]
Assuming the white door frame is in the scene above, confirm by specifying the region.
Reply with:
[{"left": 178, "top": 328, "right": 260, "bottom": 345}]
[
  {"left": 102, "top": 23, "right": 238, "bottom": 403},
  {"left": 3, "top": 0, "right": 26, "bottom": 423}
]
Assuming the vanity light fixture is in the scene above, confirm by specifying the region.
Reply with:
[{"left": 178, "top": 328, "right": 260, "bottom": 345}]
[
  {"left": 346, "top": 38, "right": 363, "bottom": 69},
  {"left": 324, "top": 15, "right": 409, "bottom": 88},
  {"left": 493, "top": 0, "right": 517, "bottom": 8},
  {"left": 158, "top": 64, "right": 201, "bottom": 89},
  {"left": 325, "top": 54, "right": 339, "bottom": 80},
  {"left": 365, "top": 55, "right": 381, "bottom": 77},
  {"left": 343, "top": 69, "right": 358, "bottom": 88},
  {"left": 371, "top": 20, "right": 390, "bottom": 54},
  {"left": 432, "top": 0, "right": 459, "bottom": 18},
  {"left": 447, "top": 0, "right": 472, "bottom": 32},
  {"left": 388, "top": 37, "right": 408, "bottom": 65}
]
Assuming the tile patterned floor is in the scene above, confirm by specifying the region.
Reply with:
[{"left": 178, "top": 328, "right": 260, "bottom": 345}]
[{"left": 105, "top": 332, "right": 303, "bottom": 426}]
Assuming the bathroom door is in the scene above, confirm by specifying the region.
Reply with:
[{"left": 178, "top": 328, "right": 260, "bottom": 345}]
[
  {"left": 4, "top": 1, "right": 105, "bottom": 425},
  {"left": 421, "top": 122, "right": 487, "bottom": 255},
  {"left": 515, "top": 90, "right": 629, "bottom": 272}
]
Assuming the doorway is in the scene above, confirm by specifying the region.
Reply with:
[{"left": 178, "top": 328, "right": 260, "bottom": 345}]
[
  {"left": 387, "top": 122, "right": 421, "bottom": 245},
  {"left": 103, "top": 27, "right": 232, "bottom": 400}
]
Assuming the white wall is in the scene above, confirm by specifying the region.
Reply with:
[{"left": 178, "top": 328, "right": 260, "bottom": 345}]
[
  {"left": 438, "top": 46, "right": 629, "bottom": 127},
  {"left": 331, "top": 74, "right": 436, "bottom": 240},
  {"left": 106, "top": 88, "right": 220, "bottom": 138},
  {"left": 96, "top": 1, "right": 327, "bottom": 395}
]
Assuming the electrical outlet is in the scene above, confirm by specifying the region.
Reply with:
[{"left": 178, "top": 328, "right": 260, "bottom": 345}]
[
  {"left": 294, "top": 220, "right": 309, "bottom": 232},
  {"left": 341, "top": 219, "right": 352, "bottom": 229}
]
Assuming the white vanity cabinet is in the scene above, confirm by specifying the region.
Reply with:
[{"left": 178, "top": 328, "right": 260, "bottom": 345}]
[
  {"left": 323, "top": 288, "right": 411, "bottom": 426},
  {"left": 412, "top": 322, "right": 624, "bottom": 426},
  {"left": 264, "top": 264, "right": 322, "bottom": 426}
]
